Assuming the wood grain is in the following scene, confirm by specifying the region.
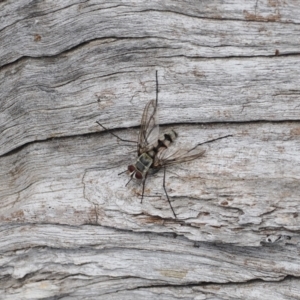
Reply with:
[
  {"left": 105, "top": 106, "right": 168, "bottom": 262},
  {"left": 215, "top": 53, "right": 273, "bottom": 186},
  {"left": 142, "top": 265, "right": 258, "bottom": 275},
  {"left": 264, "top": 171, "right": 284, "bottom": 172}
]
[
  {"left": 1, "top": 0, "right": 300, "bottom": 299},
  {"left": 1, "top": 122, "right": 299, "bottom": 244},
  {"left": 1, "top": 51, "right": 300, "bottom": 156}
]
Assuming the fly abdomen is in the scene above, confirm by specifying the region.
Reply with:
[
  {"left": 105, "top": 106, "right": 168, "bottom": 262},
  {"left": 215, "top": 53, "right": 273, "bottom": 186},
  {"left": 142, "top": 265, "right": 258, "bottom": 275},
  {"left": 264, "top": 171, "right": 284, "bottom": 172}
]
[
  {"left": 147, "top": 130, "right": 177, "bottom": 159},
  {"left": 157, "top": 129, "right": 177, "bottom": 150}
]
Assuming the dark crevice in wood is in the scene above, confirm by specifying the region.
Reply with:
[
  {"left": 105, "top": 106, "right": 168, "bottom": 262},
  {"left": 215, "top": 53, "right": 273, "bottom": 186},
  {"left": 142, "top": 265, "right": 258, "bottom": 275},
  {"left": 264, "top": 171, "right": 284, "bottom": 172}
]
[
  {"left": 1, "top": 33, "right": 300, "bottom": 70},
  {"left": 138, "top": 8, "right": 297, "bottom": 25},
  {"left": 158, "top": 52, "right": 300, "bottom": 61},
  {"left": 115, "top": 276, "right": 292, "bottom": 292},
  {"left": 1, "top": 119, "right": 300, "bottom": 158},
  {"left": 0, "top": 36, "right": 161, "bottom": 69}
]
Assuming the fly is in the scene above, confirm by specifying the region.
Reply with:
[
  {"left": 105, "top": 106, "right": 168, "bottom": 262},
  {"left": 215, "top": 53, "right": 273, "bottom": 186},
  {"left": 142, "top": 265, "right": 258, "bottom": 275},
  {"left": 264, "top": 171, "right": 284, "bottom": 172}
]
[{"left": 97, "top": 71, "right": 232, "bottom": 218}]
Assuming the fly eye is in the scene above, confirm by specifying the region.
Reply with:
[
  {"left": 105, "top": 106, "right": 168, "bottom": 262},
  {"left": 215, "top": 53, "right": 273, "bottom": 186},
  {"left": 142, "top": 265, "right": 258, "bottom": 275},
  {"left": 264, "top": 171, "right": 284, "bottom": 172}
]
[
  {"left": 128, "top": 165, "right": 135, "bottom": 173},
  {"left": 135, "top": 171, "right": 143, "bottom": 180}
]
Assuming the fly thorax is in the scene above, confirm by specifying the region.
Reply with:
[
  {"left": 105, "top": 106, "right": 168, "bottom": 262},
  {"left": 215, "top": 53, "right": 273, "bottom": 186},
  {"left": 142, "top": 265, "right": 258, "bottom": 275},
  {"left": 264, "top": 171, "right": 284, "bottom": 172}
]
[{"left": 136, "top": 153, "right": 153, "bottom": 173}]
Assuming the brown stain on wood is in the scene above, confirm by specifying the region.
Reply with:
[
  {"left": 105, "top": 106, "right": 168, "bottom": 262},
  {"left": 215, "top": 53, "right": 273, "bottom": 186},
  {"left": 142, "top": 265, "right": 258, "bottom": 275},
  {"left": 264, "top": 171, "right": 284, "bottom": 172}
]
[
  {"left": 277, "top": 146, "right": 285, "bottom": 153},
  {"left": 268, "top": 0, "right": 280, "bottom": 7},
  {"left": 192, "top": 69, "right": 206, "bottom": 78},
  {"left": 15, "top": 210, "right": 24, "bottom": 218},
  {"left": 34, "top": 34, "right": 42, "bottom": 42},
  {"left": 290, "top": 127, "right": 300, "bottom": 136},
  {"left": 243, "top": 10, "right": 281, "bottom": 22},
  {"left": 140, "top": 215, "right": 165, "bottom": 225},
  {"left": 159, "top": 269, "right": 188, "bottom": 279},
  {"left": 8, "top": 210, "right": 25, "bottom": 221},
  {"left": 95, "top": 90, "right": 115, "bottom": 109}
]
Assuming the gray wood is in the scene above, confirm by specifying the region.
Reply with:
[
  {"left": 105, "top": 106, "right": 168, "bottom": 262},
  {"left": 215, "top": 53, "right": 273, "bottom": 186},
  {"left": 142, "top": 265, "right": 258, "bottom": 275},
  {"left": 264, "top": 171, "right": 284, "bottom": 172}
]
[
  {"left": 2, "top": 48, "right": 300, "bottom": 156},
  {"left": 1, "top": 0, "right": 300, "bottom": 66},
  {"left": 1, "top": 0, "right": 300, "bottom": 299}
]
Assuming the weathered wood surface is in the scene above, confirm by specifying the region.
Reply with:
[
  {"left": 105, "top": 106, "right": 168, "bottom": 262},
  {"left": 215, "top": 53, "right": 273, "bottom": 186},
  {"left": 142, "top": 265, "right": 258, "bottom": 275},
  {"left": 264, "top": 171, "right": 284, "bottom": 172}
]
[{"left": 1, "top": 0, "right": 300, "bottom": 299}]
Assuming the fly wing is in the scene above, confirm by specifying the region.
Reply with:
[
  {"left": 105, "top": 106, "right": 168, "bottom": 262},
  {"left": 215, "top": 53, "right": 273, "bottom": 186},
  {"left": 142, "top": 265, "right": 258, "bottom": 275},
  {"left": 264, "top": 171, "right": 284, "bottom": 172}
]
[
  {"left": 138, "top": 99, "right": 159, "bottom": 154},
  {"left": 154, "top": 144, "right": 205, "bottom": 167}
]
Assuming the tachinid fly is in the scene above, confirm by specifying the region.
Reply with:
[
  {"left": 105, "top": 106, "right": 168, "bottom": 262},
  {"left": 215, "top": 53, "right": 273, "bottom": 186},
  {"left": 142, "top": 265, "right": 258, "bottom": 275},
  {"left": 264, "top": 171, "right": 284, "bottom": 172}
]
[
  {"left": 97, "top": 71, "right": 232, "bottom": 218},
  {"left": 127, "top": 129, "right": 178, "bottom": 180}
]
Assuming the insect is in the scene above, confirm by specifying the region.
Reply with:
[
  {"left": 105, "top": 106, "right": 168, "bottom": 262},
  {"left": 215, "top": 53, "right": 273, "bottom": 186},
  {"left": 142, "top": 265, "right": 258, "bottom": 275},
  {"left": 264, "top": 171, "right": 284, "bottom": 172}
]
[{"left": 97, "top": 71, "right": 232, "bottom": 218}]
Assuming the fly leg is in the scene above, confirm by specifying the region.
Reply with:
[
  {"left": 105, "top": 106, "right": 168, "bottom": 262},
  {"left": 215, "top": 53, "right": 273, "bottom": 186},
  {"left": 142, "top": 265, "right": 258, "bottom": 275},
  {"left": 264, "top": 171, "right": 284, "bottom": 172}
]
[
  {"left": 96, "top": 121, "right": 137, "bottom": 144},
  {"left": 196, "top": 134, "right": 233, "bottom": 147},
  {"left": 163, "top": 166, "right": 177, "bottom": 218},
  {"left": 155, "top": 70, "right": 158, "bottom": 106},
  {"left": 141, "top": 174, "right": 148, "bottom": 203}
]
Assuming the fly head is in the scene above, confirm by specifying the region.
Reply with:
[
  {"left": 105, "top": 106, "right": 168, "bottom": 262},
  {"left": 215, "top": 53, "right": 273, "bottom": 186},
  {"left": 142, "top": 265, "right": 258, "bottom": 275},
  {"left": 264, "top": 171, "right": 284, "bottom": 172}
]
[{"left": 127, "top": 165, "right": 144, "bottom": 180}]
